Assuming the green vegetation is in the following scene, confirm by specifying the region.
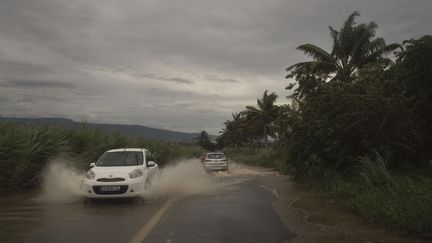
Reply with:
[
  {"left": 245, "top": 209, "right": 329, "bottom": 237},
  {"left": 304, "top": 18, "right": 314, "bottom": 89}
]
[
  {"left": 224, "top": 148, "right": 288, "bottom": 173},
  {"left": 195, "top": 130, "right": 217, "bottom": 151},
  {"left": 0, "top": 123, "right": 202, "bottom": 193},
  {"left": 312, "top": 156, "right": 432, "bottom": 236},
  {"left": 218, "top": 11, "right": 432, "bottom": 238},
  {"left": 218, "top": 90, "right": 280, "bottom": 149},
  {"left": 244, "top": 91, "right": 279, "bottom": 148}
]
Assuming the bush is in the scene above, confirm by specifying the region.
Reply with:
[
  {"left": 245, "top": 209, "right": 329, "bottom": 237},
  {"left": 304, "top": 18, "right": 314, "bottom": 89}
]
[{"left": 311, "top": 156, "right": 432, "bottom": 237}]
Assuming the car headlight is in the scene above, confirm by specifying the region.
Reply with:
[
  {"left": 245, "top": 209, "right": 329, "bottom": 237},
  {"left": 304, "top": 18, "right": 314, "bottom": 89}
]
[
  {"left": 86, "top": 170, "right": 96, "bottom": 180},
  {"left": 129, "top": 169, "right": 143, "bottom": 179}
]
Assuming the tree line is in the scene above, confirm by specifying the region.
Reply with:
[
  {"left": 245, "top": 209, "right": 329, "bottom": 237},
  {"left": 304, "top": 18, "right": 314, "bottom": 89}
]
[{"left": 215, "top": 11, "right": 432, "bottom": 178}]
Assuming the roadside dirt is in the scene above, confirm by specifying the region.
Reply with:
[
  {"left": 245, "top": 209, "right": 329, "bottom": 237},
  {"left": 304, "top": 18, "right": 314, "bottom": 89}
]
[{"left": 255, "top": 171, "right": 427, "bottom": 243}]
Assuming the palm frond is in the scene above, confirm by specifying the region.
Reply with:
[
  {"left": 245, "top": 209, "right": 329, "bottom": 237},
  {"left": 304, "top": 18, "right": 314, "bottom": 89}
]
[
  {"left": 286, "top": 61, "right": 336, "bottom": 75},
  {"left": 245, "top": 105, "right": 260, "bottom": 113},
  {"left": 297, "top": 44, "right": 334, "bottom": 63},
  {"left": 350, "top": 21, "right": 378, "bottom": 60},
  {"left": 342, "top": 11, "right": 360, "bottom": 31},
  {"left": 287, "top": 10, "right": 396, "bottom": 82},
  {"left": 361, "top": 42, "right": 400, "bottom": 65},
  {"left": 339, "top": 11, "right": 360, "bottom": 55},
  {"left": 329, "top": 26, "right": 341, "bottom": 58},
  {"left": 365, "top": 38, "right": 387, "bottom": 54}
]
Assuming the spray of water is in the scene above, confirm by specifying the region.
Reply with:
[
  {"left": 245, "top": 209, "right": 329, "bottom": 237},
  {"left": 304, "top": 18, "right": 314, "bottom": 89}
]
[
  {"left": 36, "top": 159, "right": 85, "bottom": 204},
  {"left": 142, "top": 159, "right": 218, "bottom": 198},
  {"left": 36, "top": 158, "right": 225, "bottom": 203},
  {"left": 213, "top": 162, "right": 277, "bottom": 177},
  {"left": 35, "top": 158, "right": 262, "bottom": 204}
]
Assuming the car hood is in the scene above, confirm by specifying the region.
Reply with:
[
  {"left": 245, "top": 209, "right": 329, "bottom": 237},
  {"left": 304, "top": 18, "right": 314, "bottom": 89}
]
[{"left": 90, "top": 166, "right": 140, "bottom": 176}]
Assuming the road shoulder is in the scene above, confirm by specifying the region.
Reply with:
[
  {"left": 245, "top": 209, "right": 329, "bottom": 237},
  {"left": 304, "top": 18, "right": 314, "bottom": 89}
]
[{"left": 258, "top": 174, "right": 425, "bottom": 243}]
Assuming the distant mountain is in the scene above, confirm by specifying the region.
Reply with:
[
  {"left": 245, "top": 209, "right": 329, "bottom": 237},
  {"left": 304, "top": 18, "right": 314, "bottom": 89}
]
[{"left": 0, "top": 117, "right": 207, "bottom": 142}]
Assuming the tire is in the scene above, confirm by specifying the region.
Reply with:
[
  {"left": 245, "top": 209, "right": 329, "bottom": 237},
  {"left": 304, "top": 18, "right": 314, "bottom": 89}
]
[
  {"left": 132, "top": 196, "right": 144, "bottom": 204},
  {"left": 83, "top": 197, "right": 93, "bottom": 205}
]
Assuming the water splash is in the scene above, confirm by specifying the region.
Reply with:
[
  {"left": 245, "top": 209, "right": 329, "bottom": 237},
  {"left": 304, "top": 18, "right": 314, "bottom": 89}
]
[
  {"left": 36, "top": 159, "right": 85, "bottom": 203},
  {"left": 142, "top": 158, "right": 217, "bottom": 198}
]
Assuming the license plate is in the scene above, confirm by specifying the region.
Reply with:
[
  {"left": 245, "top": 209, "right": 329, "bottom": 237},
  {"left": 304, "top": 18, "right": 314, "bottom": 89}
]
[{"left": 100, "top": 186, "right": 121, "bottom": 191}]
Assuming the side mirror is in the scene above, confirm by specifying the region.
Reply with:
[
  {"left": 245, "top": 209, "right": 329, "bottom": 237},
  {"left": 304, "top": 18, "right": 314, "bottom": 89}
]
[
  {"left": 89, "top": 162, "right": 96, "bottom": 167},
  {"left": 147, "top": 161, "right": 156, "bottom": 167}
]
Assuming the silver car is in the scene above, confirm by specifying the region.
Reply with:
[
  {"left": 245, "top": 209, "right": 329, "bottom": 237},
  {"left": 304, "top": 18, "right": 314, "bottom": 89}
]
[{"left": 202, "top": 152, "right": 228, "bottom": 172}]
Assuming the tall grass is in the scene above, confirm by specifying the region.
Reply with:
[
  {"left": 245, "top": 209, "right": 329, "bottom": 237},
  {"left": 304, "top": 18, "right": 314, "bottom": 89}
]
[
  {"left": 310, "top": 156, "right": 432, "bottom": 238},
  {"left": 224, "top": 147, "right": 289, "bottom": 173},
  {"left": 0, "top": 123, "right": 202, "bottom": 192}
]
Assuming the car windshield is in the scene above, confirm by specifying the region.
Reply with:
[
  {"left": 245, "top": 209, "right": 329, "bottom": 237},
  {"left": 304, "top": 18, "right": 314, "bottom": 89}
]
[
  {"left": 97, "top": 151, "right": 143, "bottom": 166},
  {"left": 207, "top": 153, "right": 225, "bottom": 159}
]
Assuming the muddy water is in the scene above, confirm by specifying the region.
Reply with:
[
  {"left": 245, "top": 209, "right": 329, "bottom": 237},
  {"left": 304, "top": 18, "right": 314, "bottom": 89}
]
[
  {"left": 0, "top": 160, "right": 263, "bottom": 243},
  {"left": 0, "top": 192, "right": 167, "bottom": 243},
  {"left": 1, "top": 160, "right": 425, "bottom": 243},
  {"left": 0, "top": 192, "right": 43, "bottom": 242}
]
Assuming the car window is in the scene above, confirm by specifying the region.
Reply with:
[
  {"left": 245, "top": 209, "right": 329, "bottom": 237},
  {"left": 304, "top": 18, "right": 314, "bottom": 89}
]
[
  {"left": 207, "top": 153, "right": 225, "bottom": 159},
  {"left": 148, "top": 152, "right": 155, "bottom": 161},
  {"left": 97, "top": 151, "right": 143, "bottom": 166},
  {"left": 145, "top": 151, "right": 154, "bottom": 165},
  {"left": 124, "top": 151, "right": 143, "bottom": 166}
]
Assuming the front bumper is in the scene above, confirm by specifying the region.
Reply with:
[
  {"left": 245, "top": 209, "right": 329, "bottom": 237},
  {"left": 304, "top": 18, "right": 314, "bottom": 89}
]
[{"left": 83, "top": 178, "right": 146, "bottom": 198}]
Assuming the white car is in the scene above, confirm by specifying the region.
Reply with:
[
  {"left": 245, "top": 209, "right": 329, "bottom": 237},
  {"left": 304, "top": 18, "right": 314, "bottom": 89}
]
[
  {"left": 83, "top": 148, "right": 159, "bottom": 198},
  {"left": 202, "top": 152, "right": 228, "bottom": 172}
]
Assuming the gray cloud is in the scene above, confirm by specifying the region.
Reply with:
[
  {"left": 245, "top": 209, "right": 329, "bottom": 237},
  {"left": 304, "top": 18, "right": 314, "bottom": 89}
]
[
  {"left": 1, "top": 79, "right": 75, "bottom": 89},
  {"left": 204, "top": 74, "right": 240, "bottom": 83},
  {"left": 0, "top": 96, "right": 10, "bottom": 102},
  {"left": 0, "top": 0, "right": 431, "bottom": 133},
  {"left": 0, "top": 60, "right": 52, "bottom": 77},
  {"left": 135, "top": 73, "right": 194, "bottom": 84}
]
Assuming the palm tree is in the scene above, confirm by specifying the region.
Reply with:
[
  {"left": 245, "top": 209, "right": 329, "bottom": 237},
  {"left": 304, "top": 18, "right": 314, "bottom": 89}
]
[
  {"left": 245, "top": 90, "right": 279, "bottom": 148},
  {"left": 221, "top": 112, "right": 247, "bottom": 147},
  {"left": 286, "top": 11, "right": 399, "bottom": 82}
]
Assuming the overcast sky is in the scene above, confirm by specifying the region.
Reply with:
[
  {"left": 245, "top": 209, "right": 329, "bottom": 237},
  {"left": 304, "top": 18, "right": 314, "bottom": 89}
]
[{"left": 0, "top": 0, "right": 431, "bottom": 134}]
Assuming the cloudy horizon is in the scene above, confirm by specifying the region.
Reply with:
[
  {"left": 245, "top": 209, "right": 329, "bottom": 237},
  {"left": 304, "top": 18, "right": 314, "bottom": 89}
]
[{"left": 1, "top": 0, "right": 431, "bottom": 134}]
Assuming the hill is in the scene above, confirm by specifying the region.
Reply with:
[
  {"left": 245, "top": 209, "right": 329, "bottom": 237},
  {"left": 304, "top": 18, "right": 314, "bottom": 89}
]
[{"left": 0, "top": 117, "right": 205, "bottom": 142}]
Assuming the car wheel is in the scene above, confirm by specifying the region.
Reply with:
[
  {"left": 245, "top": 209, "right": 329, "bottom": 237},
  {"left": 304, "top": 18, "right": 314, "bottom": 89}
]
[
  {"left": 83, "top": 197, "right": 93, "bottom": 205},
  {"left": 132, "top": 196, "right": 144, "bottom": 204}
]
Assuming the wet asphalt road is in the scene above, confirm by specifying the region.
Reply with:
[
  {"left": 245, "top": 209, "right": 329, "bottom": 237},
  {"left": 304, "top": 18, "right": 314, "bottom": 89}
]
[{"left": 1, "top": 175, "right": 294, "bottom": 243}]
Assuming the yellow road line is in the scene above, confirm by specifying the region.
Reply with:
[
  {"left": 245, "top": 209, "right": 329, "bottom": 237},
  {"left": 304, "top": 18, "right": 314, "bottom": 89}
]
[{"left": 128, "top": 197, "right": 176, "bottom": 243}]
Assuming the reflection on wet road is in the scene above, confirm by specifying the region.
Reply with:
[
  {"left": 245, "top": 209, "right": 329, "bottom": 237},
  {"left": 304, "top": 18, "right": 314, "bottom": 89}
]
[
  {"left": 0, "top": 163, "right": 293, "bottom": 243},
  {"left": 0, "top": 193, "right": 43, "bottom": 243},
  {"left": 0, "top": 193, "right": 166, "bottom": 243},
  {"left": 144, "top": 178, "right": 294, "bottom": 243}
]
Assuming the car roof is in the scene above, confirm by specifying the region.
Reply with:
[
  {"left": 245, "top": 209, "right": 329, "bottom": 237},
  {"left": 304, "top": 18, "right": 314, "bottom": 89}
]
[{"left": 106, "top": 148, "right": 149, "bottom": 153}]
